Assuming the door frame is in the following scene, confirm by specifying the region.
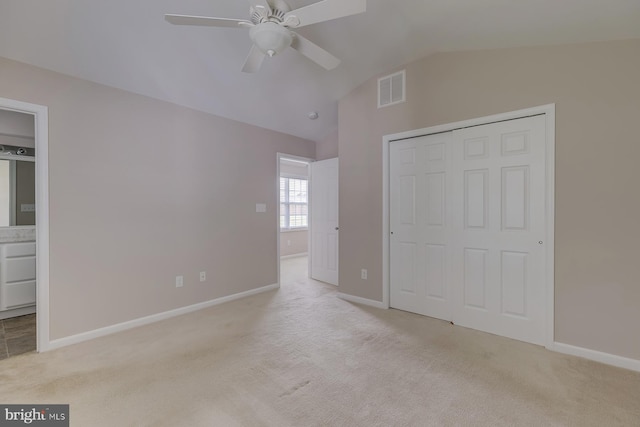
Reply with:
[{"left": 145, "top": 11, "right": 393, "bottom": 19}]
[
  {"left": 382, "top": 104, "right": 555, "bottom": 348},
  {"left": 276, "top": 153, "right": 313, "bottom": 286},
  {"left": 0, "top": 96, "right": 50, "bottom": 352}
]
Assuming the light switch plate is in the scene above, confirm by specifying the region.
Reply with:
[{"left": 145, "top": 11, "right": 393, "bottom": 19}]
[{"left": 256, "top": 203, "right": 267, "bottom": 213}]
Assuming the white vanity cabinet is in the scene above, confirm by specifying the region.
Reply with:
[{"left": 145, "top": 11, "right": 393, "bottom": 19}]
[{"left": 0, "top": 241, "right": 36, "bottom": 311}]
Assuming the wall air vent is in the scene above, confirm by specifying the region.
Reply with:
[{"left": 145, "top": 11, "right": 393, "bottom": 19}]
[{"left": 378, "top": 70, "right": 406, "bottom": 108}]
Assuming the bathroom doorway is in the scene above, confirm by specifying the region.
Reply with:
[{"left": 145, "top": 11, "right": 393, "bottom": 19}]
[
  {"left": 0, "top": 108, "right": 36, "bottom": 358},
  {"left": 0, "top": 97, "right": 49, "bottom": 356}
]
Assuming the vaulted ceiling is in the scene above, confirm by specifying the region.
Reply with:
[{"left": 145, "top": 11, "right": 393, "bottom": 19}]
[{"left": 1, "top": 0, "right": 639, "bottom": 141}]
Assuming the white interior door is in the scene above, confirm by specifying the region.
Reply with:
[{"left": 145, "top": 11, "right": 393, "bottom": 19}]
[
  {"left": 390, "top": 133, "right": 453, "bottom": 320},
  {"left": 389, "top": 115, "right": 547, "bottom": 345},
  {"left": 451, "top": 115, "right": 546, "bottom": 345},
  {"left": 310, "top": 158, "right": 339, "bottom": 285}
]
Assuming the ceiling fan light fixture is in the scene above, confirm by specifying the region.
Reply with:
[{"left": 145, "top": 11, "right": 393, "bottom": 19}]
[
  {"left": 166, "top": 0, "right": 367, "bottom": 72},
  {"left": 249, "top": 22, "right": 292, "bottom": 57}
]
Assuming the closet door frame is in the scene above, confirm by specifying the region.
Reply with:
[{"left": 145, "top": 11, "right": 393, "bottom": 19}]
[{"left": 382, "top": 104, "right": 555, "bottom": 348}]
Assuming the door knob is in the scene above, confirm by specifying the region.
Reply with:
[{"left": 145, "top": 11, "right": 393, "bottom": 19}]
[
  {"left": 335, "top": 227, "right": 339, "bottom": 230},
  {"left": 538, "top": 241, "right": 543, "bottom": 245}
]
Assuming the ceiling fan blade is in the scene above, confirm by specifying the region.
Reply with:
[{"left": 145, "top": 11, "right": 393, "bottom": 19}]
[
  {"left": 242, "top": 45, "right": 267, "bottom": 73},
  {"left": 283, "top": 0, "right": 366, "bottom": 28},
  {"left": 291, "top": 33, "right": 340, "bottom": 70},
  {"left": 165, "top": 14, "right": 251, "bottom": 28}
]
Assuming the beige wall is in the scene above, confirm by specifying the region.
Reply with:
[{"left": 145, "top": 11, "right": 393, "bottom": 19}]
[
  {"left": 0, "top": 56, "right": 315, "bottom": 340},
  {"left": 280, "top": 230, "right": 308, "bottom": 257},
  {"left": 0, "top": 109, "right": 35, "bottom": 148},
  {"left": 316, "top": 129, "right": 338, "bottom": 160},
  {"left": 338, "top": 39, "right": 640, "bottom": 361},
  {"left": 0, "top": 109, "right": 34, "bottom": 137}
]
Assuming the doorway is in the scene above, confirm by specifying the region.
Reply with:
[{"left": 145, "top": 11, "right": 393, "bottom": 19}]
[
  {"left": 0, "top": 108, "right": 36, "bottom": 358},
  {"left": 277, "top": 154, "right": 312, "bottom": 284},
  {"left": 0, "top": 97, "right": 49, "bottom": 354}
]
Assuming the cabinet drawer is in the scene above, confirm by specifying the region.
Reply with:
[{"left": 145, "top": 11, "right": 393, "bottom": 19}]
[
  {"left": 4, "top": 257, "right": 36, "bottom": 282},
  {"left": 4, "top": 280, "right": 36, "bottom": 309},
  {"left": 4, "top": 242, "right": 36, "bottom": 257}
]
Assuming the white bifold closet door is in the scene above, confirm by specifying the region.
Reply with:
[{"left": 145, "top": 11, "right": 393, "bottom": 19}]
[
  {"left": 390, "top": 132, "right": 454, "bottom": 321},
  {"left": 390, "top": 115, "right": 547, "bottom": 345}
]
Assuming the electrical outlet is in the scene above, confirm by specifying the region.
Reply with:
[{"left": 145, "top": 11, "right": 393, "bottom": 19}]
[
  {"left": 200, "top": 271, "right": 206, "bottom": 282},
  {"left": 361, "top": 269, "right": 367, "bottom": 280},
  {"left": 176, "top": 275, "right": 184, "bottom": 288}
]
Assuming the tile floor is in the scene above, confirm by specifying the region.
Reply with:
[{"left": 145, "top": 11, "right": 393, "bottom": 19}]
[{"left": 0, "top": 314, "right": 36, "bottom": 360}]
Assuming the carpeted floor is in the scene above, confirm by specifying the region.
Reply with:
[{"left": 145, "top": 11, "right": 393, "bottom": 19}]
[{"left": 0, "top": 256, "right": 638, "bottom": 426}]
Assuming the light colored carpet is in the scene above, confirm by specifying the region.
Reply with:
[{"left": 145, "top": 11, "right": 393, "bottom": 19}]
[{"left": 0, "top": 256, "right": 639, "bottom": 426}]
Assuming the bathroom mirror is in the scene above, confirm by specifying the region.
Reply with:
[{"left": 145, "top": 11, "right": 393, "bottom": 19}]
[{"left": 0, "top": 158, "right": 36, "bottom": 227}]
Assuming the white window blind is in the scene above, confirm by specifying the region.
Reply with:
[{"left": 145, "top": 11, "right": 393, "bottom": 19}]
[{"left": 280, "top": 177, "right": 308, "bottom": 229}]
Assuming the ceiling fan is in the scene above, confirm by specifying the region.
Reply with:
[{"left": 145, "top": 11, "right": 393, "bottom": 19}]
[{"left": 165, "top": 0, "right": 366, "bottom": 73}]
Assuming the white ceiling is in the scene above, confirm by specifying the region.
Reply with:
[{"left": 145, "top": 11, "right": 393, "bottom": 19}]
[{"left": 1, "top": 0, "right": 639, "bottom": 142}]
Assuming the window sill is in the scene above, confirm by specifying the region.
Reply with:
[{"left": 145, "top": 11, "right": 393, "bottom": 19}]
[{"left": 280, "top": 228, "right": 308, "bottom": 233}]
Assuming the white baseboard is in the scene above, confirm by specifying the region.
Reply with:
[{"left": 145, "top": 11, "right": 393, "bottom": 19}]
[
  {"left": 550, "top": 342, "right": 640, "bottom": 373},
  {"left": 337, "top": 292, "right": 387, "bottom": 310},
  {"left": 45, "top": 283, "right": 279, "bottom": 351},
  {"left": 280, "top": 252, "right": 308, "bottom": 260}
]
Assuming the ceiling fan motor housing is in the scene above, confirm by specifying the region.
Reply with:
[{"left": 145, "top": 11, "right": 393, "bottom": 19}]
[{"left": 251, "top": 0, "right": 290, "bottom": 25}]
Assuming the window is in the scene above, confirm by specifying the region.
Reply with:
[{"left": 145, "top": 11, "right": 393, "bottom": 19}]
[{"left": 280, "top": 177, "right": 308, "bottom": 229}]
